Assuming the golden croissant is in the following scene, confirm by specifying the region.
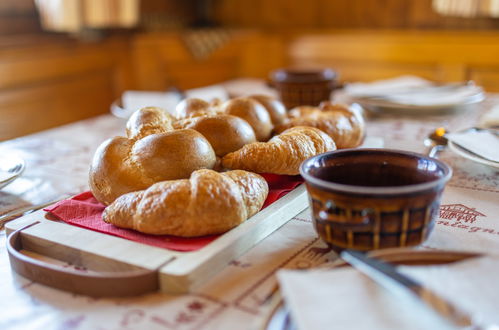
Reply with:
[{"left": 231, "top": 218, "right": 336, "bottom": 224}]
[
  {"left": 103, "top": 169, "right": 269, "bottom": 237},
  {"left": 275, "top": 102, "right": 365, "bottom": 148},
  {"left": 222, "top": 126, "right": 336, "bottom": 175}
]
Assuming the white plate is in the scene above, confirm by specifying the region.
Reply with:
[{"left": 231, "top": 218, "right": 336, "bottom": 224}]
[
  {"left": 448, "top": 140, "right": 499, "bottom": 169},
  {"left": 351, "top": 84, "right": 485, "bottom": 114},
  {"left": 0, "top": 155, "right": 25, "bottom": 189},
  {"left": 356, "top": 93, "right": 484, "bottom": 112}
]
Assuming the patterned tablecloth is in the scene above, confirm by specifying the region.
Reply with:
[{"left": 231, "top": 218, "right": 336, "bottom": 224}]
[{"left": 0, "top": 83, "right": 498, "bottom": 330}]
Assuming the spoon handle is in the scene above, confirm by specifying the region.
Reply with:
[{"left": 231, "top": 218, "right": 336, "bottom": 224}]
[{"left": 428, "top": 145, "right": 446, "bottom": 158}]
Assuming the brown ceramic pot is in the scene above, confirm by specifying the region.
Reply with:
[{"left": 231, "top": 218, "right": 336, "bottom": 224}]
[
  {"left": 269, "top": 68, "right": 337, "bottom": 109},
  {"left": 300, "top": 149, "right": 452, "bottom": 252}
]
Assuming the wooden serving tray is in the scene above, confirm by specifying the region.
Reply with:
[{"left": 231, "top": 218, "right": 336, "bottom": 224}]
[{"left": 6, "top": 185, "right": 308, "bottom": 297}]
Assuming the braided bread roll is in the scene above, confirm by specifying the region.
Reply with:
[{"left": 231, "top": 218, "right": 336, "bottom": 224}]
[
  {"left": 103, "top": 169, "right": 269, "bottom": 237},
  {"left": 222, "top": 126, "right": 336, "bottom": 175},
  {"left": 275, "top": 102, "right": 365, "bottom": 148},
  {"left": 89, "top": 129, "right": 216, "bottom": 205}
]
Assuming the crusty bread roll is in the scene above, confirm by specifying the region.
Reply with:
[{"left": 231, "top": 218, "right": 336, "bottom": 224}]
[
  {"left": 103, "top": 169, "right": 269, "bottom": 237},
  {"left": 175, "top": 98, "right": 222, "bottom": 119},
  {"left": 275, "top": 102, "right": 365, "bottom": 148},
  {"left": 89, "top": 129, "right": 216, "bottom": 205},
  {"left": 173, "top": 114, "right": 256, "bottom": 156},
  {"left": 221, "top": 97, "right": 273, "bottom": 141},
  {"left": 222, "top": 126, "right": 336, "bottom": 175},
  {"left": 175, "top": 98, "right": 211, "bottom": 119},
  {"left": 248, "top": 94, "right": 287, "bottom": 126},
  {"left": 126, "top": 107, "right": 173, "bottom": 140}
]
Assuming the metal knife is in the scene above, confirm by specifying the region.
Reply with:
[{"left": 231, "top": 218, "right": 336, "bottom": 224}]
[
  {"left": 0, "top": 195, "right": 69, "bottom": 226},
  {"left": 340, "top": 250, "right": 496, "bottom": 330}
]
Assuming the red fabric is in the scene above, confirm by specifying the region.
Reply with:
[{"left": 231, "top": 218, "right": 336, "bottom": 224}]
[{"left": 44, "top": 174, "right": 303, "bottom": 252}]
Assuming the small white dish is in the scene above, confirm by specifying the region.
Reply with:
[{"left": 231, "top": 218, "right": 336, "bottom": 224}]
[
  {"left": 0, "top": 155, "right": 25, "bottom": 190},
  {"left": 446, "top": 128, "right": 499, "bottom": 168},
  {"left": 448, "top": 140, "right": 499, "bottom": 169},
  {"left": 111, "top": 90, "right": 183, "bottom": 119}
]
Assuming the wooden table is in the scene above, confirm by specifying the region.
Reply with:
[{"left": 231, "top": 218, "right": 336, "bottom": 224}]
[{"left": 1, "top": 86, "right": 498, "bottom": 330}]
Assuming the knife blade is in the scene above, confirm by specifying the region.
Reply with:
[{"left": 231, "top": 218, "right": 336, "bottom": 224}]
[
  {"left": 0, "top": 195, "right": 69, "bottom": 226},
  {"left": 340, "top": 250, "right": 485, "bottom": 329}
]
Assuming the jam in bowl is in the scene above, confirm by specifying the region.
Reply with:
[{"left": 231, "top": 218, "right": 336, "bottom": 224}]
[{"left": 300, "top": 149, "right": 452, "bottom": 251}]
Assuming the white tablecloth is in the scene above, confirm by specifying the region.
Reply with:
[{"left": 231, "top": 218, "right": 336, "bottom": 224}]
[{"left": 1, "top": 82, "right": 498, "bottom": 330}]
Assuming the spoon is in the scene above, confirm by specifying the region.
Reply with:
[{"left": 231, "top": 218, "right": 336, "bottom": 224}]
[{"left": 424, "top": 127, "right": 448, "bottom": 158}]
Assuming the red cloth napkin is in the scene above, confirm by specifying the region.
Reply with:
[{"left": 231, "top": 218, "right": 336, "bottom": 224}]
[{"left": 45, "top": 174, "right": 303, "bottom": 252}]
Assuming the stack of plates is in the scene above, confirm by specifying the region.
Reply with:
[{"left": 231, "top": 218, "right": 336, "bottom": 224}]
[{"left": 345, "top": 76, "right": 485, "bottom": 113}]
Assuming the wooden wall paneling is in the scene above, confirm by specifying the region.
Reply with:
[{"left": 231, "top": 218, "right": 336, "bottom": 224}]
[
  {"left": 318, "top": 0, "right": 410, "bottom": 29},
  {"left": 131, "top": 31, "right": 282, "bottom": 91},
  {"left": 130, "top": 34, "right": 175, "bottom": 90},
  {"left": 3, "top": 28, "right": 499, "bottom": 140},
  {"left": 285, "top": 31, "right": 499, "bottom": 91},
  {"left": 0, "top": 36, "right": 132, "bottom": 141},
  {"left": 295, "top": 59, "right": 438, "bottom": 84},
  {"left": 0, "top": 71, "right": 114, "bottom": 140},
  {"left": 236, "top": 32, "right": 286, "bottom": 79},
  {"left": 212, "top": 0, "right": 499, "bottom": 30},
  {"left": 469, "top": 67, "right": 499, "bottom": 92},
  {"left": 0, "top": 38, "right": 127, "bottom": 89},
  {"left": 0, "top": 0, "right": 41, "bottom": 36},
  {"left": 131, "top": 32, "right": 241, "bottom": 90},
  {"left": 260, "top": 0, "right": 321, "bottom": 29}
]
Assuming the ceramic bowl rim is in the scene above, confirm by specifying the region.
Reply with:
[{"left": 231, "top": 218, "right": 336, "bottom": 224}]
[{"left": 300, "top": 148, "right": 453, "bottom": 195}]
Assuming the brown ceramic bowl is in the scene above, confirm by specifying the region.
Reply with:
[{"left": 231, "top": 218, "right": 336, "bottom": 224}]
[
  {"left": 300, "top": 149, "right": 452, "bottom": 252},
  {"left": 269, "top": 68, "right": 337, "bottom": 109}
]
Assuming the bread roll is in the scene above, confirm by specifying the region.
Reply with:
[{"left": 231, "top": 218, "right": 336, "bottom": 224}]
[
  {"left": 222, "top": 97, "right": 273, "bottom": 141},
  {"left": 248, "top": 94, "right": 287, "bottom": 126},
  {"left": 103, "top": 169, "right": 269, "bottom": 237},
  {"left": 174, "top": 114, "right": 256, "bottom": 156},
  {"left": 126, "top": 107, "right": 173, "bottom": 140},
  {"left": 175, "top": 98, "right": 213, "bottom": 119},
  {"left": 89, "top": 129, "right": 216, "bottom": 205}
]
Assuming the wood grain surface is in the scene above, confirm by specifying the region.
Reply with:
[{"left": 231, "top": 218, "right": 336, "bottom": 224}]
[{"left": 5, "top": 185, "right": 308, "bottom": 295}]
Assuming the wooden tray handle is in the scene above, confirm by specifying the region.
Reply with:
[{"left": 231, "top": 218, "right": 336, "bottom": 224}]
[{"left": 7, "top": 223, "right": 159, "bottom": 297}]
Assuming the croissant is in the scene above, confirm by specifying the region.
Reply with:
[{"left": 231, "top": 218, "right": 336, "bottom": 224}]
[
  {"left": 222, "top": 126, "right": 336, "bottom": 175},
  {"left": 275, "top": 102, "right": 365, "bottom": 148},
  {"left": 89, "top": 129, "right": 216, "bottom": 205},
  {"left": 103, "top": 169, "right": 269, "bottom": 237}
]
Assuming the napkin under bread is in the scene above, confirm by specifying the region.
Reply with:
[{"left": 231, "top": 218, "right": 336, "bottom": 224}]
[
  {"left": 277, "top": 255, "right": 499, "bottom": 330},
  {"left": 45, "top": 174, "right": 303, "bottom": 251}
]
